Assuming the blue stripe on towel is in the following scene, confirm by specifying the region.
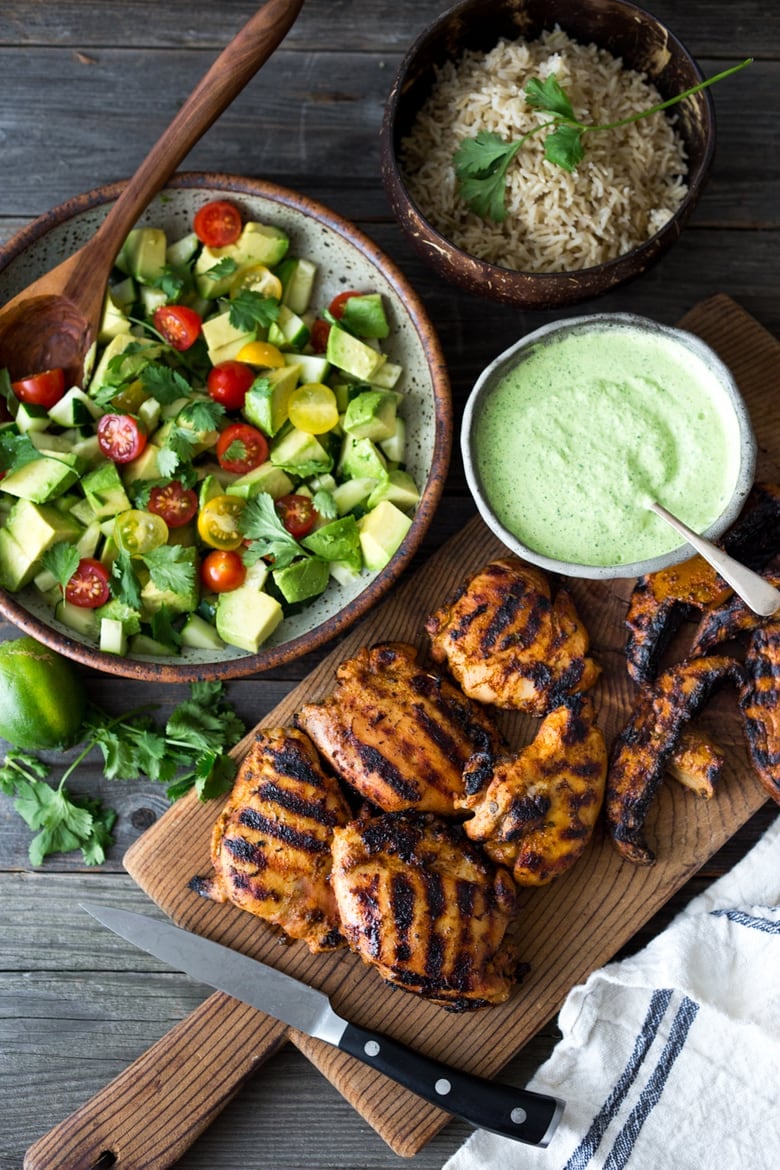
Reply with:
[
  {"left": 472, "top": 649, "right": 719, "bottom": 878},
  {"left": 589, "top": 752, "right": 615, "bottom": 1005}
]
[
  {"left": 561, "top": 988, "right": 674, "bottom": 1170},
  {"left": 710, "top": 908, "right": 780, "bottom": 934},
  {"left": 601, "top": 995, "right": 700, "bottom": 1170}
]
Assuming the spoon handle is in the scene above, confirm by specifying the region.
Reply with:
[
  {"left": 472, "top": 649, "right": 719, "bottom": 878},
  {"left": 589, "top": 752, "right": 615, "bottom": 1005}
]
[
  {"left": 68, "top": 0, "right": 305, "bottom": 284},
  {"left": 650, "top": 501, "right": 780, "bottom": 617}
]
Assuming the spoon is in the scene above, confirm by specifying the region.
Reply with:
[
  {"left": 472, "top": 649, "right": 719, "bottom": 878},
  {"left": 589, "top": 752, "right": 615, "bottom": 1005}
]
[
  {"left": 0, "top": 0, "right": 304, "bottom": 387},
  {"left": 650, "top": 500, "right": 780, "bottom": 617}
]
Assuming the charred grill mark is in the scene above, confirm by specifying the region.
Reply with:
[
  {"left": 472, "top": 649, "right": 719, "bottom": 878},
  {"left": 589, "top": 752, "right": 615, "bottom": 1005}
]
[
  {"left": 740, "top": 623, "right": 780, "bottom": 800},
  {"left": 723, "top": 482, "right": 780, "bottom": 568},
  {"left": 411, "top": 702, "right": 465, "bottom": 765},
  {"left": 267, "top": 745, "right": 326, "bottom": 789},
  {"left": 447, "top": 601, "right": 489, "bottom": 643},
  {"left": 481, "top": 581, "right": 542, "bottom": 651},
  {"left": 426, "top": 931, "right": 445, "bottom": 983},
  {"left": 223, "top": 836, "right": 267, "bottom": 865},
  {"left": 346, "top": 733, "right": 420, "bottom": 803},
  {"left": 359, "top": 813, "right": 422, "bottom": 863},
  {"left": 463, "top": 752, "right": 494, "bottom": 796},
  {"left": 423, "top": 867, "right": 446, "bottom": 922},
  {"left": 255, "top": 780, "right": 340, "bottom": 827},
  {"left": 390, "top": 871, "right": 415, "bottom": 963},
  {"left": 238, "top": 807, "right": 329, "bottom": 854}
]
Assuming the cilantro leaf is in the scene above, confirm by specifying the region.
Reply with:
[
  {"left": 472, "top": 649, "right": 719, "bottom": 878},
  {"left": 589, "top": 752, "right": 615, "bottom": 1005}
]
[
  {"left": 150, "top": 605, "right": 183, "bottom": 651},
  {"left": 142, "top": 544, "right": 197, "bottom": 595},
  {"left": 140, "top": 363, "right": 191, "bottom": 404},
  {"left": 453, "top": 132, "right": 523, "bottom": 222},
  {"left": 111, "top": 550, "right": 143, "bottom": 609},
  {"left": 238, "top": 492, "right": 307, "bottom": 569},
  {"left": 0, "top": 368, "right": 14, "bottom": 410},
  {"left": 202, "top": 257, "right": 238, "bottom": 282},
  {"left": 228, "top": 289, "right": 280, "bottom": 333},
  {"left": 194, "top": 751, "right": 237, "bottom": 801},
  {"left": 312, "top": 489, "right": 338, "bottom": 520},
  {"left": 41, "top": 543, "right": 80, "bottom": 589},
  {"left": 177, "top": 397, "right": 225, "bottom": 433},
  {"left": 0, "top": 431, "right": 43, "bottom": 474},
  {"left": 149, "top": 266, "right": 186, "bottom": 301},
  {"left": 525, "top": 75, "right": 575, "bottom": 120},
  {"left": 543, "top": 124, "right": 585, "bottom": 171}
]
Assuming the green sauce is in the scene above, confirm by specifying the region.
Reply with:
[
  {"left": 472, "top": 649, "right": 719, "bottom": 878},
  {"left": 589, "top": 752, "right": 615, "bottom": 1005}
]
[{"left": 474, "top": 324, "right": 740, "bottom": 567}]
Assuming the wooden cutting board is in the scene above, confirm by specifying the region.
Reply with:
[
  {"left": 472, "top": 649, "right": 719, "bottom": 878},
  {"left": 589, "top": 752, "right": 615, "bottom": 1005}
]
[{"left": 25, "top": 295, "right": 780, "bottom": 1170}]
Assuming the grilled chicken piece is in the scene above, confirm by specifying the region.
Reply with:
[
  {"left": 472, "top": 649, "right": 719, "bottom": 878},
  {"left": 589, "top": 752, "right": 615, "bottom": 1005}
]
[
  {"left": 190, "top": 728, "right": 351, "bottom": 952},
  {"left": 331, "top": 812, "right": 519, "bottom": 1010},
  {"left": 624, "top": 556, "right": 731, "bottom": 684},
  {"left": 457, "top": 695, "right": 607, "bottom": 886},
  {"left": 666, "top": 729, "right": 725, "bottom": 799},
  {"left": 295, "top": 642, "right": 504, "bottom": 815},
  {"left": 426, "top": 556, "right": 600, "bottom": 716},
  {"left": 607, "top": 656, "right": 744, "bottom": 865},
  {"left": 624, "top": 483, "right": 780, "bottom": 684},
  {"left": 740, "top": 619, "right": 780, "bottom": 802},
  {"left": 689, "top": 571, "right": 780, "bottom": 656}
]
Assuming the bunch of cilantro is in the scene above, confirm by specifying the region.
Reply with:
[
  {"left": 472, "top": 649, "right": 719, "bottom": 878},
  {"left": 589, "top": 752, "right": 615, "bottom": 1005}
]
[{"left": 0, "top": 681, "right": 245, "bottom": 867}]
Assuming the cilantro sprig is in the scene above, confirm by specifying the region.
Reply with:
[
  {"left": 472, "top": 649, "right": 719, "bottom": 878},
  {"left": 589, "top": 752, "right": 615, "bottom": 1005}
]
[
  {"left": 239, "top": 491, "right": 308, "bottom": 569},
  {"left": 0, "top": 682, "right": 246, "bottom": 866},
  {"left": 454, "top": 58, "right": 752, "bottom": 222},
  {"left": 228, "top": 289, "right": 280, "bottom": 333}
]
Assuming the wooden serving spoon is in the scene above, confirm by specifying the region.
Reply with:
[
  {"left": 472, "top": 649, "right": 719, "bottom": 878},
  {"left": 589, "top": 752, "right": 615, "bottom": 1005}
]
[{"left": 0, "top": 0, "right": 305, "bottom": 386}]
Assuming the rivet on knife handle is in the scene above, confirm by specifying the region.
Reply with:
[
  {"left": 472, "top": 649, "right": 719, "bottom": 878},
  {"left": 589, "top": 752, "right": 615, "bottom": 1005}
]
[{"left": 338, "top": 1021, "right": 564, "bottom": 1147}]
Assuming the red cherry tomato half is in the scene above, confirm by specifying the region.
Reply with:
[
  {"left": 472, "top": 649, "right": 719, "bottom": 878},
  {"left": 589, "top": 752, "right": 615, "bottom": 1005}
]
[
  {"left": 310, "top": 318, "right": 331, "bottom": 354},
  {"left": 11, "top": 367, "right": 66, "bottom": 409},
  {"left": 193, "top": 200, "right": 243, "bottom": 248},
  {"left": 152, "top": 304, "right": 202, "bottom": 351},
  {"left": 275, "top": 493, "right": 318, "bottom": 539},
  {"left": 328, "top": 290, "right": 364, "bottom": 318},
  {"left": 200, "top": 548, "right": 247, "bottom": 593},
  {"left": 148, "top": 481, "right": 198, "bottom": 528},
  {"left": 216, "top": 422, "right": 269, "bottom": 474},
  {"left": 97, "top": 413, "right": 148, "bottom": 464},
  {"left": 206, "top": 360, "right": 256, "bottom": 411},
  {"left": 65, "top": 558, "right": 111, "bottom": 609}
]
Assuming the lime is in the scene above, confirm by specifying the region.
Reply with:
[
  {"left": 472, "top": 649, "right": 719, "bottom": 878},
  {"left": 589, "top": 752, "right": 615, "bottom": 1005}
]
[{"left": 0, "top": 636, "right": 86, "bottom": 750}]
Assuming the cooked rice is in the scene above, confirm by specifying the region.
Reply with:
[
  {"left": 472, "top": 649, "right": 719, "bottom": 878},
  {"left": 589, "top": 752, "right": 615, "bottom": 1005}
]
[{"left": 399, "top": 27, "right": 689, "bottom": 272}]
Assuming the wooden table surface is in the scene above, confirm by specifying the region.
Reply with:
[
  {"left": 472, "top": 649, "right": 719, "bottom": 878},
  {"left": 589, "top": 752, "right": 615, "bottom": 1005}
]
[{"left": 1, "top": 2, "right": 778, "bottom": 1167}]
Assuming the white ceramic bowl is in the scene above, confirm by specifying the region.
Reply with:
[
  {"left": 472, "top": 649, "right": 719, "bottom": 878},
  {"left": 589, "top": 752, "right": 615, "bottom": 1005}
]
[
  {"left": 461, "top": 312, "right": 756, "bottom": 580},
  {"left": 0, "top": 174, "right": 452, "bottom": 681}
]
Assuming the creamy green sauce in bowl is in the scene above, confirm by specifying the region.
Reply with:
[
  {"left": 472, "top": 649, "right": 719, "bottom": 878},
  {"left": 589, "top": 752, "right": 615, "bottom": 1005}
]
[{"left": 462, "top": 315, "right": 756, "bottom": 578}]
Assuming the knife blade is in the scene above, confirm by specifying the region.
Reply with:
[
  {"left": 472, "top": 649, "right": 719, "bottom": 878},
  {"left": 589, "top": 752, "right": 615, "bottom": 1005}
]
[{"left": 81, "top": 901, "right": 564, "bottom": 1147}]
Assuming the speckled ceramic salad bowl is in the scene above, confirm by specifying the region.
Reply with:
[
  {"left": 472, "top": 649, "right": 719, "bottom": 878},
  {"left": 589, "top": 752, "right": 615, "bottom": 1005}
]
[{"left": 0, "top": 174, "right": 452, "bottom": 682}]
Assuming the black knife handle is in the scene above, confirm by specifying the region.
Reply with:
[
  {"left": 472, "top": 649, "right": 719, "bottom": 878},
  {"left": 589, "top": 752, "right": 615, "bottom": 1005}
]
[{"left": 338, "top": 1021, "right": 564, "bottom": 1146}]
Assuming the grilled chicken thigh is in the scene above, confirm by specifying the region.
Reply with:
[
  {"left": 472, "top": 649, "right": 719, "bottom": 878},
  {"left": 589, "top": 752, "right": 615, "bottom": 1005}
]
[
  {"left": 740, "top": 619, "right": 780, "bottom": 802},
  {"left": 426, "top": 556, "right": 600, "bottom": 715},
  {"left": 190, "top": 727, "right": 351, "bottom": 952},
  {"left": 457, "top": 695, "right": 607, "bottom": 885},
  {"left": 296, "top": 642, "right": 504, "bottom": 815},
  {"left": 331, "top": 812, "right": 519, "bottom": 1010}
]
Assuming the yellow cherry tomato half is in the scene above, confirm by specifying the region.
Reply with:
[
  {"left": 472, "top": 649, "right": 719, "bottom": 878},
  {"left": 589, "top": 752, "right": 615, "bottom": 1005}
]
[
  {"left": 235, "top": 339, "right": 286, "bottom": 369},
  {"left": 287, "top": 383, "right": 339, "bottom": 435},
  {"left": 114, "top": 509, "right": 169, "bottom": 556},
  {"left": 229, "top": 264, "right": 283, "bottom": 301},
  {"left": 196, "top": 494, "right": 246, "bottom": 550}
]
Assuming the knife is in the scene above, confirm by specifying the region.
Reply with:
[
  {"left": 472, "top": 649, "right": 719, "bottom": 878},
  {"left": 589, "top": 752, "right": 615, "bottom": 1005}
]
[{"left": 81, "top": 902, "right": 564, "bottom": 1147}]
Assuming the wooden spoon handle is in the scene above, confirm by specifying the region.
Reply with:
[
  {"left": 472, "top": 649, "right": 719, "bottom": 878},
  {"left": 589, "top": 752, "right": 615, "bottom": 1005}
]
[
  {"left": 23, "top": 992, "right": 289, "bottom": 1170},
  {"left": 69, "top": 0, "right": 304, "bottom": 287}
]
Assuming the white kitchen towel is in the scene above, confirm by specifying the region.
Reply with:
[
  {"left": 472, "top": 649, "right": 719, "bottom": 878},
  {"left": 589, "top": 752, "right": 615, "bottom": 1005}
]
[{"left": 443, "top": 812, "right": 780, "bottom": 1170}]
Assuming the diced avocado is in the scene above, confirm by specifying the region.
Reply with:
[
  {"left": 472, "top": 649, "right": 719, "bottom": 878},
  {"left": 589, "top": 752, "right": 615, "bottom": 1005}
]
[
  {"left": 194, "top": 221, "right": 290, "bottom": 298},
  {"left": 367, "top": 468, "right": 420, "bottom": 511},
  {"left": 331, "top": 476, "right": 378, "bottom": 516},
  {"left": 98, "top": 291, "right": 130, "bottom": 344},
  {"left": 201, "top": 310, "right": 254, "bottom": 364},
  {"left": 33, "top": 565, "right": 58, "bottom": 594},
  {"left": 226, "top": 463, "right": 294, "bottom": 500},
  {"left": 100, "top": 617, "right": 128, "bottom": 656},
  {"left": 378, "top": 415, "right": 406, "bottom": 463},
  {"left": 109, "top": 276, "right": 136, "bottom": 312},
  {"left": 326, "top": 324, "right": 387, "bottom": 382},
  {"left": 278, "top": 257, "right": 318, "bottom": 314},
  {"left": 267, "top": 305, "right": 310, "bottom": 351},
  {"left": 14, "top": 401, "right": 50, "bottom": 434},
  {"left": 70, "top": 434, "right": 103, "bottom": 469},
  {"left": 128, "top": 633, "right": 177, "bottom": 657},
  {"left": 29, "top": 429, "right": 71, "bottom": 454},
  {"left": 140, "top": 547, "right": 199, "bottom": 617},
  {"left": 88, "top": 333, "right": 162, "bottom": 394},
  {"left": 137, "top": 396, "right": 161, "bottom": 434},
  {"left": 82, "top": 460, "right": 132, "bottom": 519},
  {"left": 0, "top": 499, "right": 81, "bottom": 589},
  {"left": 1, "top": 455, "right": 80, "bottom": 503},
  {"left": 180, "top": 612, "right": 226, "bottom": 651},
  {"left": 116, "top": 227, "right": 167, "bottom": 285},
  {"left": 54, "top": 598, "right": 100, "bottom": 638},
  {"left": 272, "top": 556, "right": 330, "bottom": 604},
  {"left": 121, "top": 443, "right": 163, "bottom": 486},
  {"left": 48, "top": 386, "right": 103, "bottom": 428},
  {"left": 342, "top": 390, "right": 398, "bottom": 442},
  {"left": 242, "top": 365, "right": 300, "bottom": 437},
  {"left": 339, "top": 292, "right": 390, "bottom": 339},
  {"left": 139, "top": 285, "right": 168, "bottom": 316},
  {"left": 283, "top": 352, "right": 330, "bottom": 385},
  {"left": 357, "top": 499, "right": 412, "bottom": 570},
  {"left": 338, "top": 434, "right": 388, "bottom": 483},
  {"left": 370, "top": 359, "right": 403, "bottom": 391},
  {"left": 270, "top": 427, "right": 332, "bottom": 476},
  {"left": 301, "top": 515, "right": 360, "bottom": 562},
  {"left": 76, "top": 519, "right": 103, "bottom": 559},
  {"left": 0, "top": 528, "right": 35, "bottom": 591},
  {"left": 95, "top": 597, "right": 142, "bottom": 636},
  {"left": 198, "top": 472, "right": 227, "bottom": 509},
  {"left": 216, "top": 585, "right": 283, "bottom": 652}
]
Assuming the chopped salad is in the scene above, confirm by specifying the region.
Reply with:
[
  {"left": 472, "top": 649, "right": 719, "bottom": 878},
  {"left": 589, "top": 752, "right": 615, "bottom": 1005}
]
[{"left": 0, "top": 200, "right": 420, "bottom": 657}]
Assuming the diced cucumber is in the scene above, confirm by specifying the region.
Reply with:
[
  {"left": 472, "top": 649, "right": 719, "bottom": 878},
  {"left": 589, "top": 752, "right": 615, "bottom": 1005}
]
[
  {"left": 267, "top": 305, "right": 310, "bottom": 351},
  {"left": 14, "top": 401, "right": 50, "bottom": 434},
  {"left": 332, "top": 477, "right": 378, "bottom": 516},
  {"left": 370, "top": 360, "right": 403, "bottom": 391},
  {"left": 128, "top": 634, "right": 177, "bottom": 657},
  {"left": 48, "top": 386, "right": 103, "bottom": 428},
  {"left": 378, "top": 416, "right": 406, "bottom": 463},
  {"left": 283, "top": 352, "right": 330, "bottom": 384},
  {"left": 278, "top": 257, "right": 318, "bottom": 314},
  {"left": 54, "top": 599, "right": 99, "bottom": 639},
  {"left": 166, "top": 231, "right": 200, "bottom": 268},
  {"left": 100, "top": 617, "right": 128, "bottom": 656},
  {"left": 180, "top": 613, "right": 226, "bottom": 651}
]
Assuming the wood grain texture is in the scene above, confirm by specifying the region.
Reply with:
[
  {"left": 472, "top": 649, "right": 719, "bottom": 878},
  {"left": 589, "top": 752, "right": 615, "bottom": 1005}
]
[{"left": 113, "top": 296, "right": 777, "bottom": 1157}]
